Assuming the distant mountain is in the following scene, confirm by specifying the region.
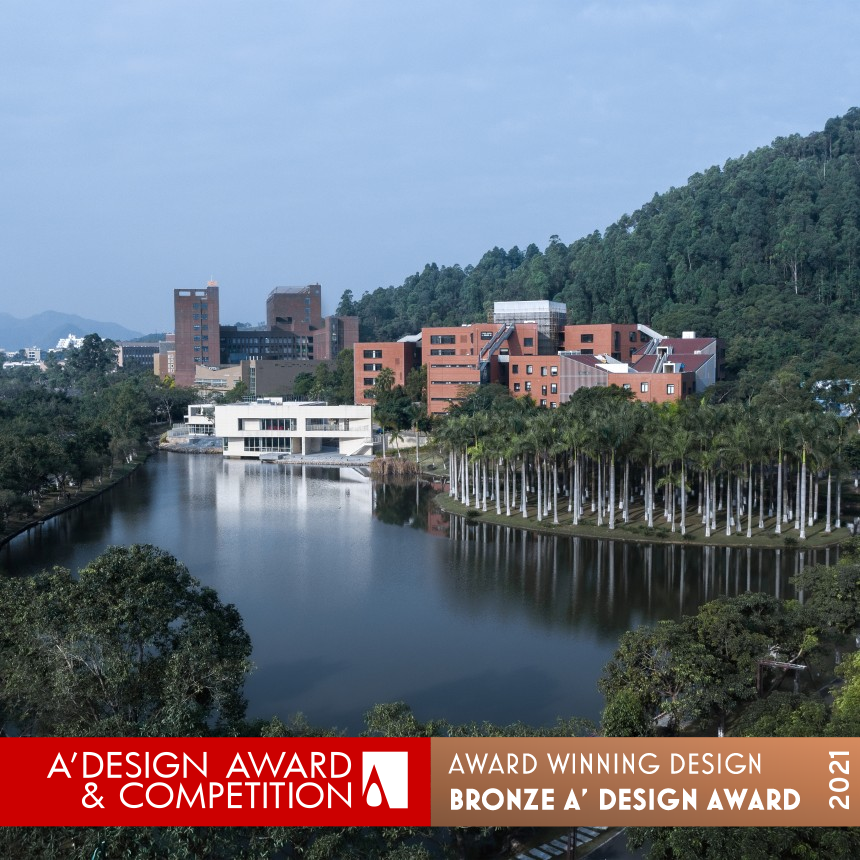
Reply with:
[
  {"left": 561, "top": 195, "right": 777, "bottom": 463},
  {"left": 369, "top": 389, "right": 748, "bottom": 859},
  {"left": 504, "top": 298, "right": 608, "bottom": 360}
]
[{"left": 0, "top": 311, "right": 143, "bottom": 351}]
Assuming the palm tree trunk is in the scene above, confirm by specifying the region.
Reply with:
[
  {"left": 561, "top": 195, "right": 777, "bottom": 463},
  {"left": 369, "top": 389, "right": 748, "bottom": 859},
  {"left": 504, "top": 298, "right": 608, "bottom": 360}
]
[
  {"left": 609, "top": 451, "right": 616, "bottom": 530},
  {"left": 825, "top": 469, "right": 832, "bottom": 533},
  {"left": 704, "top": 469, "right": 712, "bottom": 538},
  {"left": 521, "top": 456, "right": 528, "bottom": 518},
  {"left": 461, "top": 451, "right": 469, "bottom": 505},
  {"left": 680, "top": 461, "right": 687, "bottom": 536},
  {"left": 799, "top": 449, "right": 807, "bottom": 540},
  {"left": 624, "top": 458, "right": 631, "bottom": 523},
  {"left": 597, "top": 453, "right": 603, "bottom": 527},
  {"left": 536, "top": 455, "right": 543, "bottom": 522},
  {"left": 725, "top": 471, "right": 732, "bottom": 537},
  {"left": 747, "top": 462, "right": 753, "bottom": 538},
  {"left": 553, "top": 458, "right": 560, "bottom": 525},
  {"left": 758, "top": 460, "right": 765, "bottom": 530},
  {"left": 776, "top": 449, "right": 783, "bottom": 533},
  {"left": 494, "top": 460, "right": 500, "bottom": 515},
  {"left": 836, "top": 474, "right": 842, "bottom": 529}
]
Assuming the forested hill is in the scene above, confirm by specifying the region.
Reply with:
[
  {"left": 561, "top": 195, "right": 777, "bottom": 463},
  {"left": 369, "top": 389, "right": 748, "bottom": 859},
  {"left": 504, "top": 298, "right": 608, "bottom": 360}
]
[{"left": 339, "top": 108, "right": 860, "bottom": 388}]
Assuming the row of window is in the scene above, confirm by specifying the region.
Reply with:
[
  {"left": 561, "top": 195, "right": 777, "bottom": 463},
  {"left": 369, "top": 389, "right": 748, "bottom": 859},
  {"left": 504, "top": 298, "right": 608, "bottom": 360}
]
[
  {"left": 511, "top": 364, "right": 558, "bottom": 376},
  {"left": 513, "top": 383, "right": 558, "bottom": 395},
  {"left": 240, "top": 438, "right": 295, "bottom": 452},
  {"left": 429, "top": 335, "right": 456, "bottom": 344},
  {"left": 431, "top": 380, "right": 476, "bottom": 385},
  {"left": 363, "top": 349, "right": 383, "bottom": 358},
  {"left": 429, "top": 349, "right": 456, "bottom": 356},
  {"left": 306, "top": 418, "right": 351, "bottom": 431},
  {"left": 363, "top": 363, "right": 383, "bottom": 371},
  {"left": 618, "top": 382, "right": 677, "bottom": 394}
]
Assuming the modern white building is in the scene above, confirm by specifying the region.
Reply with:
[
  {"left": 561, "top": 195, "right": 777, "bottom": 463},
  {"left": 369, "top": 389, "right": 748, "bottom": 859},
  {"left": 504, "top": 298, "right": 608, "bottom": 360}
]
[{"left": 214, "top": 399, "right": 373, "bottom": 459}]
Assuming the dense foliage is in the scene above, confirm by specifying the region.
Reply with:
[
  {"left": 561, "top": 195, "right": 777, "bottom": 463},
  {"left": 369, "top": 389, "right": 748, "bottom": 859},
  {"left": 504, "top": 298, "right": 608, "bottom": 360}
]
[
  {"left": 0, "top": 334, "right": 196, "bottom": 535},
  {"left": 341, "top": 108, "right": 860, "bottom": 390}
]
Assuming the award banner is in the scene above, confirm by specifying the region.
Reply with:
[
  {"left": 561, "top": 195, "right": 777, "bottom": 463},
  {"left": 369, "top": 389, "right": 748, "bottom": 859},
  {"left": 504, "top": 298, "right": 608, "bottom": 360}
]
[{"left": 0, "top": 737, "right": 855, "bottom": 827}]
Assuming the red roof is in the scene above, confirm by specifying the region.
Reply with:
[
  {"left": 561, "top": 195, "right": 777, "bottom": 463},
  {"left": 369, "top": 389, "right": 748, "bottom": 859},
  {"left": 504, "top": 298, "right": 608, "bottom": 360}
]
[{"left": 659, "top": 337, "right": 717, "bottom": 353}]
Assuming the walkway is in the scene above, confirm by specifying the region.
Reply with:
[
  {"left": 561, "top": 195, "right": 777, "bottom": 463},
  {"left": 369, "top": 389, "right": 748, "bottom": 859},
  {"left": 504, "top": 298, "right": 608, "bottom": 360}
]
[
  {"left": 259, "top": 452, "right": 374, "bottom": 466},
  {"left": 515, "top": 827, "right": 608, "bottom": 859}
]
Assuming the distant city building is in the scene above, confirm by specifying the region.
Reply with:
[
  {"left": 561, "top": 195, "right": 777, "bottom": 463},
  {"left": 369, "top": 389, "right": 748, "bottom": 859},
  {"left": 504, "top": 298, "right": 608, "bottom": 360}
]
[
  {"left": 213, "top": 399, "right": 373, "bottom": 458},
  {"left": 194, "top": 358, "right": 334, "bottom": 397},
  {"left": 54, "top": 333, "right": 85, "bottom": 350},
  {"left": 165, "top": 280, "right": 357, "bottom": 390},
  {"left": 153, "top": 333, "right": 176, "bottom": 380},
  {"left": 173, "top": 282, "right": 221, "bottom": 386},
  {"left": 23, "top": 346, "right": 41, "bottom": 362},
  {"left": 115, "top": 341, "right": 159, "bottom": 369}
]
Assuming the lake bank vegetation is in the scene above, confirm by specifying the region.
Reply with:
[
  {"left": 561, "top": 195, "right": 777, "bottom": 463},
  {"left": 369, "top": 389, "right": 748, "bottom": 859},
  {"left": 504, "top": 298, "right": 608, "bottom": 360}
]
[{"left": 430, "top": 383, "right": 860, "bottom": 549}]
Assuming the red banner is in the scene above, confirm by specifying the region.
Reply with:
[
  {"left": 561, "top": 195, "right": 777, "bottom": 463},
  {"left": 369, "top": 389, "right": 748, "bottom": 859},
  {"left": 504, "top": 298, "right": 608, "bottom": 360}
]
[
  {"left": 1, "top": 736, "right": 856, "bottom": 827},
  {"left": 0, "top": 738, "right": 432, "bottom": 826}
]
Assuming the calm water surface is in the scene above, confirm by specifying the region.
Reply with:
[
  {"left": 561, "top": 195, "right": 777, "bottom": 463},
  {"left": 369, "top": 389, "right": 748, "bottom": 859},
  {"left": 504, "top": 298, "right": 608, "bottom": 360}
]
[{"left": 0, "top": 454, "right": 833, "bottom": 731}]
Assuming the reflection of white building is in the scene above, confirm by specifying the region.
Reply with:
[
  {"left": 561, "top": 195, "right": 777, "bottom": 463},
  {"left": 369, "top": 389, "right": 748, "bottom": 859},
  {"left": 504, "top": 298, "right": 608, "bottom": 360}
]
[{"left": 214, "top": 399, "right": 373, "bottom": 458}]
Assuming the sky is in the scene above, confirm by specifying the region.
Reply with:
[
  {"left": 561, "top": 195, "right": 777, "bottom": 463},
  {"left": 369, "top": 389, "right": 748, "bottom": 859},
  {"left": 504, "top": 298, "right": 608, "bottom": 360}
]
[{"left": 1, "top": 1, "right": 858, "bottom": 333}]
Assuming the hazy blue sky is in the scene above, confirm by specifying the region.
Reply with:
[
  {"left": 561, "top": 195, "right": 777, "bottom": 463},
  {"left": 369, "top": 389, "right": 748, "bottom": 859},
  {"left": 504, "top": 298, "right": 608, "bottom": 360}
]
[{"left": 2, "top": 1, "right": 858, "bottom": 332}]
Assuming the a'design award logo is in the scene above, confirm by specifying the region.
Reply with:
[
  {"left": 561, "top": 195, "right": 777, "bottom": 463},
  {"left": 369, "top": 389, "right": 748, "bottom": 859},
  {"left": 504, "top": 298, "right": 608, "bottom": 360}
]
[{"left": 362, "top": 751, "right": 409, "bottom": 809}]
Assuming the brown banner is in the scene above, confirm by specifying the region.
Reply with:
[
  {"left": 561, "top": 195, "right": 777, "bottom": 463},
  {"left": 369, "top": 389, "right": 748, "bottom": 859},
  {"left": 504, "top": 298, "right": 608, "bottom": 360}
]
[{"left": 430, "top": 738, "right": 858, "bottom": 826}]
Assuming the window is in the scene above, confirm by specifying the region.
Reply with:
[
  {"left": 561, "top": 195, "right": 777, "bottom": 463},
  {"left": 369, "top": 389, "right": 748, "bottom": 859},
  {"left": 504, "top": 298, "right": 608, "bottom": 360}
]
[
  {"left": 629, "top": 331, "right": 636, "bottom": 342},
  {"left": 525, "top": 381, "right": 532, "bottom": 392},
  {"left": 667, "top": 384, "right": 675, "bottom": 395},
  {"left": 580, "top": 349, "right": 593, "bottom": 355},
  {"left": 523, "top": 337, "right": 534, "bottom": 347},
  {"left": 540, "top": 366, "right": 547, "bottom": 376},
  {"left": 512, "top": 364, "right": 519, "bottom": 374},
  {"left": 580, "top": 333, "right": 594, "bottom": 343},
  {"left": 526, "top": 365, "right": 533, "bottom": 375},
  {"left": 541, "top": 385, "right": 547, "bottom": 396},
  {"left": 540, "top": 399, "right": 547, "bottom": 407},
  {"left": 480, "top": 331, "right": 493, "bottom": 339},
  {"left": 364, "top": 378, "right": 374, "bottom": 386},
  {"left": 261, "top": 418, "right": 297, "bottom": 431},
  {"left": 363, "top": 349, "right": 383, "bottom": 358},
  {"left": 550, "top": 402, "right": 558, "bottom": 409},
  {"left": 640, "top": 382, "right": 649, "bottom": 393},
  {"left": 622, "top": 383, "right": 631, "bottom": 391},
  {"left": 550, "top": 366, "right": 558, "bottom": 376},
  {"left": 640, "top": 332, "right": 649, "bottom": 342},
  {"left": 363, "top": 363, "right": 383, "bottom": 371},
  {"left": 430, "top": 335, "right": 456, "bottom": 345},
  {"left": 430, "top": 349, "right": 456, "bottom": 356},
  {"left": 513, "top": 382, "right": 521, "bottom": 392},
  {"left": 550, "top": 383, "right": 557, "bottom": 394}
]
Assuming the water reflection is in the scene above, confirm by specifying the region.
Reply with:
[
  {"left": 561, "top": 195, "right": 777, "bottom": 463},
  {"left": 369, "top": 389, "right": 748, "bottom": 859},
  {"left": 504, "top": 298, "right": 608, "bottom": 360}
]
[
  {"left": 441, "top": 514, "right": 834, "bottom": 636},
  {"left": 0, "top": 461, "right": 838, "bottom": 731}
]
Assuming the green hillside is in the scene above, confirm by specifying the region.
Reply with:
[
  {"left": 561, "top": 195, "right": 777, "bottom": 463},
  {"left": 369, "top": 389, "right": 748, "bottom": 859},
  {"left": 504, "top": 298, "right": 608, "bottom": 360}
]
[{"left": 340, "top": 108, "right": 860, "bottom": 390}]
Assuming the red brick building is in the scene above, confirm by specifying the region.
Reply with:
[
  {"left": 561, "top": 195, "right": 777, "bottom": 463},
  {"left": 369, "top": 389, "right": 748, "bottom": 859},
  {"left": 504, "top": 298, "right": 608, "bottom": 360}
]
[
  {"left": 354, "top": 339, "right": 422, "bottom": 404},
  {"left": 173, "top": 282, "right": 220, "bottom": 386},
  {"left": 353, "top": 302, "right": 723, "bottom": 413}
]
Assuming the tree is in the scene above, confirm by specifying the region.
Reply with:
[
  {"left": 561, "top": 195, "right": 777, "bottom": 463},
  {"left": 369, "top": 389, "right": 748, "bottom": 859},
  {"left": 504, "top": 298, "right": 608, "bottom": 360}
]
[
  {"left": 64, "top": 333, "right": 116, "bottom": 378},
  {"left": 0, "top": 544, "right": 251, "bottom": 737}
]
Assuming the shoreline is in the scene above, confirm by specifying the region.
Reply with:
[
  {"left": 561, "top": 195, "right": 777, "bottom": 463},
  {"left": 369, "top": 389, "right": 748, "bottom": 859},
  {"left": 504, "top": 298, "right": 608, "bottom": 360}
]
[
  {"left": 0, "top": 454, "right": 150, "bottom": 551},
  {"left": 434, "top": 490, "right": 850, "bottom": 550}
]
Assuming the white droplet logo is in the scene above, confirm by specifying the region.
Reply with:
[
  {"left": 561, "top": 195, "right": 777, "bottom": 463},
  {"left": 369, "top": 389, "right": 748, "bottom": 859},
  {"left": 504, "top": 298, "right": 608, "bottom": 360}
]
[{"left": 366, "top": 783, "right": 382, "bottom": 807}]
